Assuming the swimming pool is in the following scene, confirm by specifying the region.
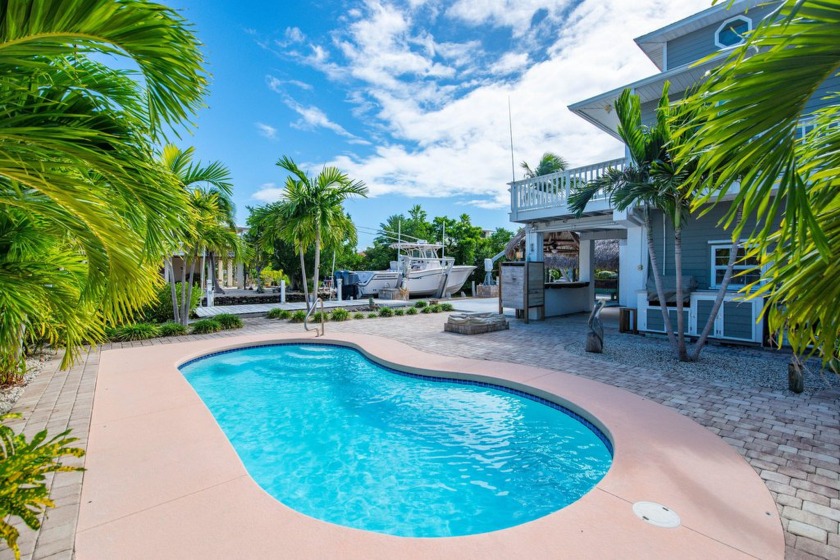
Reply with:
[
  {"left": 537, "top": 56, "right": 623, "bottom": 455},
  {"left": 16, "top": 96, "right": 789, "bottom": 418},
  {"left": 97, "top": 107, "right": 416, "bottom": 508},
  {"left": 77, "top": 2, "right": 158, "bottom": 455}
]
[{"left": 180, "top": 343, "right": 612, "bottom": 537}]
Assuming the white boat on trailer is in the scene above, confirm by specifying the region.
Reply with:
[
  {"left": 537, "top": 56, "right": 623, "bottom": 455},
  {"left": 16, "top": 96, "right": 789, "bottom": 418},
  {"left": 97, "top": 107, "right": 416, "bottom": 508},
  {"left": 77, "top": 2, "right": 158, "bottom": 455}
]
[{"left": 354, "top": 242, "right": 475, "bottom": 298}]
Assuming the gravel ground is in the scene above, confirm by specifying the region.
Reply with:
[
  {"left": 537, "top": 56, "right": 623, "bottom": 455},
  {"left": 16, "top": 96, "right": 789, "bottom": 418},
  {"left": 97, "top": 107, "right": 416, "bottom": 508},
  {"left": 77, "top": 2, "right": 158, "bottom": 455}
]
[
  {"left": 564, "top": 331, "right": 836, "bottom": 395},
  {"left": 0, "top": 354, "right": 53, "bottom": 415}
]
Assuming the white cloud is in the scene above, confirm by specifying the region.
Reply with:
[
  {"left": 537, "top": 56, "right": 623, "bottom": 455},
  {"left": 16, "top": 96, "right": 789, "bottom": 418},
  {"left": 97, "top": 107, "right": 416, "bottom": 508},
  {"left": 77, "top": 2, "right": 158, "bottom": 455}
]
[
  {"left": 255, "top": 122, "right": 277, "bottom": 139},
  {"left": 266, "top": 0, "right": 712, "bottom": 209},
  {"left": 251, "top": 183, "right": 285, "bottom": 203}
]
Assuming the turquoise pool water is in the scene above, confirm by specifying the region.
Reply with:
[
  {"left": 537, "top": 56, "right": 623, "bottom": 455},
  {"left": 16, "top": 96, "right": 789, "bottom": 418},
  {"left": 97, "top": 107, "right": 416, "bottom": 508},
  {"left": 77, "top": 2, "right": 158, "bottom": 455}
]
[{"left": 180, "top": 344, "right": 612, "bottom": 537}]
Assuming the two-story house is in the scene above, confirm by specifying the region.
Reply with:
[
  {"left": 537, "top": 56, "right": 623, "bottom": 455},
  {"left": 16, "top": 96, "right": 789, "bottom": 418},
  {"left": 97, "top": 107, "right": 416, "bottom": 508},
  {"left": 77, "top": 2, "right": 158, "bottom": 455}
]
[{"left": 508, "top": 0, "right": 837, "bottom": 345}]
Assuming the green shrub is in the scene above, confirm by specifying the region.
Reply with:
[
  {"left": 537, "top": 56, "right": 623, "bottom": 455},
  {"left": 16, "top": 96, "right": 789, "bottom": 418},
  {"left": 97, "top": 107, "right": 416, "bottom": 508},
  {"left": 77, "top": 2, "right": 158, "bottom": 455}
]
[
  {"left": 378, "top": 307, "right": 394, "bottom": 318},
  {"left": 367, "top": 312, "right": 378, "bottom": 319},
  {"left": 0, "top": 413, "right": 85, "bottom": 560},
  {"left": 394, "top": 308, "right": 405, "bottom": 316},
  {"left": 406, "top": 307, "right": 418, "bottom": 315},
  {"left": 331, "top": 308, "right": 349, "bottom": 321},
  {"left": 353, "top": 312, "right": 366, "bottom": 320},
  {"left": 440, "top": 303, "right": 454, "bottom": 312},
  {"left": 158, "top": 322, "right": 187, "bottom": 337},
  {"left": 111, "top": 322, "right": 160, "bottom": 341},
  {"left": 191, "top": 319, "right": 222, "bottom": 334},
  {"left": 215, "top": 313, "right": 243, "bottom": 330},
  {"left": 414, "top": 300, "right": 428, "bottom": 308},
  {"left": 104, "top": 326, "right": 120, "bottom": 340},
  {"left": 142, "top": 283, "right": 202, "bottom": 323},
  {"left": 421, "top": 306, "right": 432, "bottom": 314},
  {"left": 311, "top": 311, "right": 329, "bottom": 323},
  {"left": 289, "top": 310, "right": 306, "bottom": 323},
  {"left": 266, "top": 308, "right": 290, "bottom": 320},
  {"left": 430, "top": 304, "right": 442, "bottom": 313}
]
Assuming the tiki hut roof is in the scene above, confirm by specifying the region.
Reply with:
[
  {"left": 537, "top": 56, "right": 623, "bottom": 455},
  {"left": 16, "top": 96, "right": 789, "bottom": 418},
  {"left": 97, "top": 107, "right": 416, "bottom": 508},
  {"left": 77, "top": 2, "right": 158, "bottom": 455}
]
[{"left": 504, "top": 229, "right": 580, "bottom": 261}]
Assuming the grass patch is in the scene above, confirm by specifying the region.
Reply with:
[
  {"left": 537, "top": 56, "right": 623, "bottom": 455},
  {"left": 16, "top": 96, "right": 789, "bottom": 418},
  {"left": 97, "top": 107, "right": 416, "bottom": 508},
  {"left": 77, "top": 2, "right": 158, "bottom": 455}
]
[
  {"left": 331, "top": 308, "right": 349, "bottom": 321},
  {"left": 158, "top": 322, "right": 187, "bottom": 337},
  {"left": 191, "top": 319, "right": 222, "bottom": 334},
  {"left": 111, "top": 322, "right": 159, "bottom": 341},
  {"left": 215, "top": 313, "right": 244, "bottom": 330},
  {"left": 267, "top": 308, "right": 290, "bottom": 320}
]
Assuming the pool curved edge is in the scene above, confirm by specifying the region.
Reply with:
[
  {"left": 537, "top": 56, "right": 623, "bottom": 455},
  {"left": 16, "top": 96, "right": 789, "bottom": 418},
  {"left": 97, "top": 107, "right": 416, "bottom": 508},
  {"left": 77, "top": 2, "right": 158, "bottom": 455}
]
[{"left": 77, "top": 332, "right": 785, "bottom": 560}]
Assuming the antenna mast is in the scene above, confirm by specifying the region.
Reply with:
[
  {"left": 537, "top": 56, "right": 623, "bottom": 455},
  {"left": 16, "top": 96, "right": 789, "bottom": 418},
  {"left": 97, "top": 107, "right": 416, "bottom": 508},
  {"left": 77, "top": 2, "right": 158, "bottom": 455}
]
[{"left": 508, "top": 96, "right": 516, "bottom": 183}]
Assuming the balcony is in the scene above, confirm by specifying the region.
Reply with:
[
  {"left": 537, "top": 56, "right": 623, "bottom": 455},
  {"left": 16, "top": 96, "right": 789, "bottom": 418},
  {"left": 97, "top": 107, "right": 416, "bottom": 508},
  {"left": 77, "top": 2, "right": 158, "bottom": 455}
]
[{"left": 509, "top": 157, "right": 626, "bottom": 223}]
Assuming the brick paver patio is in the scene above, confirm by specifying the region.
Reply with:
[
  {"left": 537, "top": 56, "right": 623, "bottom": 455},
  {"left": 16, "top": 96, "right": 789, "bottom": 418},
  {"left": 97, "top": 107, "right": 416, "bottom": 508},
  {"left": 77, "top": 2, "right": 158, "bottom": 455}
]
[{"left": 2, "top": 310, "right": 838, "bottom": 559}]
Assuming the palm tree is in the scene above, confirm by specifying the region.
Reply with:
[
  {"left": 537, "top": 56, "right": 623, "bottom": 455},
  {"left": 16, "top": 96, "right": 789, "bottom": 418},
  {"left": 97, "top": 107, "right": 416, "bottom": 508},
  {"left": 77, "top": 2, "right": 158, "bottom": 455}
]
[
  {"left": 569, "top": 84, "right": 740, "bottom": 361},
  {"left": 678, "top": 0, "right": 840, "bottom": 369},
  {"left": 0, "top": 0, "right": 205, "bottom": 375},
  {"left": 276, "top": 157, "right": 367, "bottom": 310},
  {"left": 520, "top": 152, "right": 569, "bottom": 178},
  {"left": 159, "top": 145, "right": 237, "bottom": 325}
]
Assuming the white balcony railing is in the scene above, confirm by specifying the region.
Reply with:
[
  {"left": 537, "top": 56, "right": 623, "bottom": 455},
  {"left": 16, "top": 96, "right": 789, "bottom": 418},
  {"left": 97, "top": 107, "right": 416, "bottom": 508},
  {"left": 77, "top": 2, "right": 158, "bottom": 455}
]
[{"left": 509, "top": 157, "right": 626, "bottom": 222}]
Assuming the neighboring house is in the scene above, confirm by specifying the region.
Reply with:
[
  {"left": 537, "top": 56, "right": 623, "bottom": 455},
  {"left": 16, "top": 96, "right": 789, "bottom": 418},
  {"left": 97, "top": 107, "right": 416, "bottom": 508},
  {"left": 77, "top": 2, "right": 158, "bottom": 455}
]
[{"left": 508, "top": 0, "right": 837, "bottom": 345}]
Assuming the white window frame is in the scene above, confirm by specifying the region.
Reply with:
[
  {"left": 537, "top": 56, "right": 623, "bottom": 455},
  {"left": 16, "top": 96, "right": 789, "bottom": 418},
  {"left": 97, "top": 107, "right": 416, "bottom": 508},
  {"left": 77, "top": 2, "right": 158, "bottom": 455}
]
[
  {"left": 715, "top": 15, "right": 752, "bottom": 49},
  {"left": 708, "top": 240, "right": 763, "bottom": 290}
]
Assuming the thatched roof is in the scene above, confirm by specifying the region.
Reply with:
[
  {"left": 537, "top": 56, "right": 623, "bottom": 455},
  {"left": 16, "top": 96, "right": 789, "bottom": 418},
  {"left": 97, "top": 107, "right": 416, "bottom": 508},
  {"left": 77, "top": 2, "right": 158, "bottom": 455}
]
[{"left": 504, "top": 229, "right": 580, "bottom": 260}]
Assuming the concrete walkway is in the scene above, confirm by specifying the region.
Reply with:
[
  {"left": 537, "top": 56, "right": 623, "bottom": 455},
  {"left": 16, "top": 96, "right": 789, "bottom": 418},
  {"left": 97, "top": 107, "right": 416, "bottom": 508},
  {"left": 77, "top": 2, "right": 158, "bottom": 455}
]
[{"left": 2, "top": 311, "right": 838, "bottom": 559}]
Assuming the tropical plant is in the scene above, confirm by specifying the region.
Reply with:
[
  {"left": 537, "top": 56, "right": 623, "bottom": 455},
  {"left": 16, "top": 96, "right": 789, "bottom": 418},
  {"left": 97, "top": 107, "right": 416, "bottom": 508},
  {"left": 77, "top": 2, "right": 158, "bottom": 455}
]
[
  {"left": 289, "top": 310, "right": 307, "bottom": 323},
  {"left": 190, "top": 319, "right": 222, "bottom": 334},
  {"left": 406, "top": 307, "right": 418, "bottom": 315},
  {"left": 420, "top": 306, "right": 432, "bottom": 314},
  {"left": 393, "top": 308, "right": 405, "bottom": 316},
  {"left": 158, "top": 322, "right": 188, "bottom": 337},
  {"left": 430, "top": 304, "right": 442, "bottom": 313},
  {"left": 569, "top": 84, "right": 740, "bottom": 362},
  {"left": 110, "top": 323, "right": 160, "bottom": 342},
  {"left": 0, "top": 413, "right": 84, "bottom": 560},
  {"left": 378, "top": 307, "right": 393, "bottom": 318},
  {"left": 160, "top": 145, "right": 239, "bottom": 326},
  {"left": 440, "top": 303, "right": 454, "bottom": 312},
  {"left": 331, "top": 308, "right": 349, "bottom": 321},
  {"left": 214, "top": 314, "right": 243, "bottom": 330},
  {"left": 520, "top": 152, "right": 569, "bottom": 178},
  {"left": 678, "top": 0, "right": 840, "bottom": 370},
  {"left": 311, "top": 311, "right": 328, "bottom": 323},
  {"left": 415, "top": 300, "right": 428, "bottom": 309},
  {"left": 353, "top": 312, "right": 366, "bottom": 320},
  {"left": 275, "top": 157, "right": 367, "bottom": 311},
  {"left": 260, "top": 268, "right": 290, "bottom": 288},
  {"left": 367, "top": 312, "right": 378, "bottom": 319},
  {"left": 0, "top": 0, "right": 206, "bottom": 380},
  {"left": 266, "top": 308, "right": 290, "bottom": 320}
]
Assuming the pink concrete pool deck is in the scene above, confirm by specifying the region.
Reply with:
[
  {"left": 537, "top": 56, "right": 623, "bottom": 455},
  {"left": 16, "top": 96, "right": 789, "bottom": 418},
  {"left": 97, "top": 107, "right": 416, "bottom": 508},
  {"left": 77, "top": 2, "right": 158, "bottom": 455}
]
[{"left": 74, "top": 332, "right": 783, "bottom": 559}]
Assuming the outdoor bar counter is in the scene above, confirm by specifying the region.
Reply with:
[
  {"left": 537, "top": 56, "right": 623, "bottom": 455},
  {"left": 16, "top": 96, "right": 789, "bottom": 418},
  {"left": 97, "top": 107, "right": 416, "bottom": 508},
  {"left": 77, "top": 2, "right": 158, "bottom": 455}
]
[{"left": 544, "top": 281, "right": 590, "bottom": 317}]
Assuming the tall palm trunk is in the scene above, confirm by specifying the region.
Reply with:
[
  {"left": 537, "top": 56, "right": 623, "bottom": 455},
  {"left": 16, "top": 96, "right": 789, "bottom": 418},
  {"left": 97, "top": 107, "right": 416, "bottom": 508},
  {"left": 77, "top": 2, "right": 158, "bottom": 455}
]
[
  {"left": 179, "top": 254, "right": 188, "bottom": 325},
  {"left": 183, "top": 251, "right": 198, "bottom": 326},
  {"left": 311, "top": 226, "right": 321, "bottom": 309},
  {"left": 644, "top": 207, "right": 678, "bottom": 351},
  {"left": 299, "top": 248, "right": 309, "bottom": 308},
  {"left": 166, "top": 257, "right": 180, "bottom": 324},
  {"left": 689, "top": 207, "right": 744, "bottom": 361},
  {"left": 674, "top": 224, "right": 689, "bottom": 361}
]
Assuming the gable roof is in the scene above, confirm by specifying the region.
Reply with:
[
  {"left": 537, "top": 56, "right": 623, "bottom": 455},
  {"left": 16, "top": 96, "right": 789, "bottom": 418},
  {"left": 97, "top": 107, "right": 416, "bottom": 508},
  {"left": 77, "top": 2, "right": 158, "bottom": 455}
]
[{"left": 634, "top": 0, "right": 775, "bottom": 70}]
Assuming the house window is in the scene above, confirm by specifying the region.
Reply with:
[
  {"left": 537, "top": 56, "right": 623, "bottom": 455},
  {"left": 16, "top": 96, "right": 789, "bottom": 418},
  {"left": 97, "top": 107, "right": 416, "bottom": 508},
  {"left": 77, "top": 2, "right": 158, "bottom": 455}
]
[
  {"left": 795, "top": 118, "right": 816, "bottom": 139},
  {"left": 715, "top": 16, "right": 751, "bottom": 49},
  {"left": 710, "top": 243, "right": 761, "bottom": 289}
]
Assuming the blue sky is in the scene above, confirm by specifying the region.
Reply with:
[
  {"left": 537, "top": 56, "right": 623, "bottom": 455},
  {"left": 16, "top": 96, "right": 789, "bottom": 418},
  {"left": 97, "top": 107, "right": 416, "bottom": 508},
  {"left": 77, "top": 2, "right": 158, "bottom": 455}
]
[{"left": 168, "top": 0, "right": 710, "bottom": 248}]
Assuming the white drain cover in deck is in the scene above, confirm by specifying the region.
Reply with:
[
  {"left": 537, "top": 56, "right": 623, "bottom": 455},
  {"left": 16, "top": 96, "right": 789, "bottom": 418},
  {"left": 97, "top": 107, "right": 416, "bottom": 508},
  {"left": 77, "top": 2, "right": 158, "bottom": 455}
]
[{"left": 632, "top": 501, "right": 681, "bottom": 528}]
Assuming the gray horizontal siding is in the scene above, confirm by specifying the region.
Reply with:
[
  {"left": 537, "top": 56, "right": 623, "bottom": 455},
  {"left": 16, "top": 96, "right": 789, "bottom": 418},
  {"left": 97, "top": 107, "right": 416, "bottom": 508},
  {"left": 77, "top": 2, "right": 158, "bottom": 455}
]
[
  {"left": 666, "top": 3, "right": 780, "bottom": 69},
  {"left": 649, "top": 203, "right": 777, "bottom": 291},
  {"left": 646, "top": 308, "right": 689, "bottom": 333},
  {"left": 804, "top": 74, "right": 840, "bottom": 115},
  {"left": 723, "top": 301, "right": 754, "bottom": 340}
]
